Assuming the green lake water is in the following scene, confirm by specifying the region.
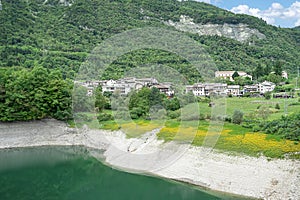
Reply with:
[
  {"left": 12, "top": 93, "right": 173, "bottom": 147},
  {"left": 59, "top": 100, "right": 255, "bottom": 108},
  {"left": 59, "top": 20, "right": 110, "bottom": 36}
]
[{"left": 0, "top": 146, "right": 247, "bottom": 200}]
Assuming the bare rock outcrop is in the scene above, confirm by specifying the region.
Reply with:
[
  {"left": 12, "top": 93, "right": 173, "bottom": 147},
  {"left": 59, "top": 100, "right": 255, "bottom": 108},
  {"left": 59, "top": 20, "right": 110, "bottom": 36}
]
[{"left": 165, "top": 15, "right": 266, "bottom": 43}]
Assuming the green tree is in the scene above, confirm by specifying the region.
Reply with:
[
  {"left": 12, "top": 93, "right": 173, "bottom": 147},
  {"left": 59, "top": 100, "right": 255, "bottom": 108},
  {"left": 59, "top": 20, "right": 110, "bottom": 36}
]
[
  {"left": 73, "top": 85, "right": 93, "bottom": 113},
  {"left": 129, "top": 87, "right": 151, "bottom": 118},
  {"left": 164, "top": 97, "right": 181, "bottom": 111},
  {"left": 232, "top": 71, "right": 240, "bottom": 80},
  {"left": 274, "top": 61, "right": 283, "bottom": 76},
  {"left": 266, "top": 73, "right": 282, "bottom": 84},
  {"left": 1, "top": 66, "right": 72, "bottom": 121},
  {"left": 94, "top": 86, "right": 107, "bottom": 112},
  {"left": 254, "top": 64, "right": 265, "bottom": 79},
  {"left": 149, "top": 87, "right": 163, "bottom": 107}
]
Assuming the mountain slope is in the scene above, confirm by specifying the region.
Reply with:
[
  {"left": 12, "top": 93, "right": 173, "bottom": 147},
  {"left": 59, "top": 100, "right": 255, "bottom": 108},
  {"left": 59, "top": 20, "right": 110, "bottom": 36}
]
[{"left": 0, "top": 0, "right": 300, "bottom": 81}]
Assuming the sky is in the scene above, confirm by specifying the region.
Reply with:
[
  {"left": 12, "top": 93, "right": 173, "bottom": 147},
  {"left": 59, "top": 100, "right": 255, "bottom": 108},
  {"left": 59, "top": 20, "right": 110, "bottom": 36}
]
[{"left": 195, "top": 0, "right": 300, "bottom": 28}]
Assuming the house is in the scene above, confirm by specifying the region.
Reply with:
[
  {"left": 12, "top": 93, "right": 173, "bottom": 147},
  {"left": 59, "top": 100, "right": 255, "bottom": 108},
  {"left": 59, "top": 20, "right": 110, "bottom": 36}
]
[
  {"left": 102, "top": 81, "right": 132, "bottom": 95},
  {"left": 152, "top": 83, "right": 174, "bottom": 97},
  {"left": 215, "top": 71, "right": 252, "bottom": 82},
  {"left": 243, "top": 84, "right": 259, "bottom": 94},
  {"left": 205, "top": 83, "right": 227, "bottom": 96},
  {"left": 186, "top": 84, "right": 205, "bottom": 96},
  {"left": 186, "top": 83, "right": 227, "bottom": 97},
  {"left": 282, "top": 71, "right": 288, "bottom": 79},
  {"left": 75, "top": 77, "right": 162, "bottom": 96},
  {"left": 227, "top": 85, "right": 240, "bottom": 96},
  {"left": 258, "top": 81, "right": 276, "bottom": 94}
]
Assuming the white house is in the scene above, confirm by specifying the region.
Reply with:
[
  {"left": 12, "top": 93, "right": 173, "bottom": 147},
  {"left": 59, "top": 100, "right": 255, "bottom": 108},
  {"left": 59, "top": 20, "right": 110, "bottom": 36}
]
[
  {"left": 227, "top": 85, "right": 240, "bottom": 96},
  {"left": 282, "top": 71, "right": 288, "bottom": 79},
  {"left": 215, "top": 71, "right": 252, "bottom": 82},
  {"left": 186, "top": 83, "right": 227, "bottom": 97},
  {"left": 258, "top": 81, "right": 276, "bottom": 94},
  {"left": 186, "top": 83, "right": 205, "bottom": 96},
  {"left": 102, "top": 82, "right": 132, "bottom": 95},
  {"left": 243, "top": 84, "right": 259, "bottom": 94}
]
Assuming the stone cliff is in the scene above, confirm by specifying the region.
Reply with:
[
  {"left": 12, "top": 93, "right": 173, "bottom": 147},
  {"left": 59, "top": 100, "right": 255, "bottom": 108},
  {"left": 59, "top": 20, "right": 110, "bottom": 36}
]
[{"left": 165, "top": 15, "right": 266, "bottom": 43}]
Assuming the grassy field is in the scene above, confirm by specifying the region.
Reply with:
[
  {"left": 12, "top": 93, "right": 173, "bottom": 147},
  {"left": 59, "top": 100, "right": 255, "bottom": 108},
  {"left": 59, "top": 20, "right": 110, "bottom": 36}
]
[
  {"left": 75, "top": 97, "right": 300, "bottom": 158},
  {"left": 199, "top": 97, "right": 300, "bottom": 120}
]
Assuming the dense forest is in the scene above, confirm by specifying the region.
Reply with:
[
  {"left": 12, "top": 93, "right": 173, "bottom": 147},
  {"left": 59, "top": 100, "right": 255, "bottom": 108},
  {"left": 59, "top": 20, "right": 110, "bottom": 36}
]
[
  {"left": 1, "top": 0, "right": 300, "bottom": 79},
  {"left": 0, "top": 0, "right": 300, "bottom": 124}
]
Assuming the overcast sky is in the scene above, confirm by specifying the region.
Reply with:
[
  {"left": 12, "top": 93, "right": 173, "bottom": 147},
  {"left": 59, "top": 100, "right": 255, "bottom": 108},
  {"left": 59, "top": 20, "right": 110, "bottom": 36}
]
[{"left": 195, "top": 0, "right": 300, "bottom": 28}]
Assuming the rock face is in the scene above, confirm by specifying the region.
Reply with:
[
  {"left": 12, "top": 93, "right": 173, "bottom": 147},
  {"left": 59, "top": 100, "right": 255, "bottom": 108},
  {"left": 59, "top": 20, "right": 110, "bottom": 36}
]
[
  {"left": 43, "top": 0, "right": 73, "bottom": 6},
  {"left": 165, "top": 15, "right": 266, "bottom": 43},
  {"left": 58, "top": 0, "right": 73, "bottom": 6}
]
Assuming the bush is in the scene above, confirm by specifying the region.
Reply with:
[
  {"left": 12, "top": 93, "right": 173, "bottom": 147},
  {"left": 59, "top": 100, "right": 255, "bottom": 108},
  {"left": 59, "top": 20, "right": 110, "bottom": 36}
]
[
  {"left": 259, "top": 113, "right": 300, "bottom": 141},
  {"left": 232, "top": 110, "right": 244, "bottom": 124},
  {"left": 252, "top": 125, "right": 261, "bottom": 132},
  {"left": 224, "top": 115, "right": 232, "bottom": 122},
  {"left": 167, "top": 110, "right": 181, "bottom": 119},
  {"left": 275, "top": 103, "right": 280, "bottom": 110},
  {"left": 150, "top": 109, "right": 167, "bottom": 120},
  {"left": 264, "top": 92, "right": 272, "bottom": 100},
  {"left": 97, "top": 113, "right": 113, "bottom": 122},
  {"left": 130, "top": 107, "right": 145, "bottom": 119}
]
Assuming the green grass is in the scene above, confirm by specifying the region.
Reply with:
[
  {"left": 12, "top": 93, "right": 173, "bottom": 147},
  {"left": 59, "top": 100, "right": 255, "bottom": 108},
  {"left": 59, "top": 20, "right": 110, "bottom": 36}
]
[{"left": 199, "top": 97, "right": 300, "bottom": 120}]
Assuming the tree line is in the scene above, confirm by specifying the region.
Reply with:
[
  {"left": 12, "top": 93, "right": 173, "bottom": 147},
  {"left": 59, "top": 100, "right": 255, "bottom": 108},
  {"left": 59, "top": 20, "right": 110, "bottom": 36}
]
[{"left": 0, "top": 66, "right": 72, "bottom": 121}]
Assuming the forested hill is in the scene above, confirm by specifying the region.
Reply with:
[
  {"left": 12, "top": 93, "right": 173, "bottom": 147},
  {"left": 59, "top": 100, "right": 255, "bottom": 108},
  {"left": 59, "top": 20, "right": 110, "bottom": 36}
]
[{"left": 1, "top": 0, "right": 300, "bottom": 80}]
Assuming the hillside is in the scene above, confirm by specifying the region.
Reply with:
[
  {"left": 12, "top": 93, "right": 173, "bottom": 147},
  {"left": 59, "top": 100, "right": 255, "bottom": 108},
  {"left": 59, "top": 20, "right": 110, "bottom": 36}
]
[{"left": 0, "top": 0, "right": 300, "bottom": 81}]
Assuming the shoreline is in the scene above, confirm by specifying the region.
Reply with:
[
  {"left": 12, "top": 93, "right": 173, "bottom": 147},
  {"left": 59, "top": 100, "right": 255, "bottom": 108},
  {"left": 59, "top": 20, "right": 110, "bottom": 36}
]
[{"left": 0, "top": 119, "right": 299, "bottom": 200}]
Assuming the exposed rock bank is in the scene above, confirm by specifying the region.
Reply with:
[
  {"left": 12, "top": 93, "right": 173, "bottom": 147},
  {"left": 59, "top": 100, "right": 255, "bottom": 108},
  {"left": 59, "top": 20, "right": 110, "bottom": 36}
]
[
  {"left": 165, "top": 15, "right": 266, "bottom": 43},
  {"left": 0, "top": 119, "right": 299, "bottom": 200}
]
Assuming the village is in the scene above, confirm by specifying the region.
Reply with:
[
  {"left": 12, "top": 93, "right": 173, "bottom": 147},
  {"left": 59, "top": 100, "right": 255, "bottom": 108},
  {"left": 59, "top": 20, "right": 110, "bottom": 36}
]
[{"left": 75, "top": 70, "right": 291, "bottom": 98}]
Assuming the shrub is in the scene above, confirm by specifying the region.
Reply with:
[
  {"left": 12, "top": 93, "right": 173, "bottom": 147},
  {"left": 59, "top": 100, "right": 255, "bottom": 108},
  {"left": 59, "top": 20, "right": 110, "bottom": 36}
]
[
  {"left": 150, "top": 109, "right": 167, "bottom": 120},
  {"left": 252, "top": 125, "right": 261, "bottom": 132},
  {"left": 232, "top": 110, "right": 244, "bottom": 124},
  {"left": 264, "top": 92, "right": 272, "bottom": 100},
  {"left": 97, "top": 113, "right": 113, "bottom": 122},
  {"left": 224, "top": 115, "right": 232, "bottom": 122},
  {"left": 167, "top": 110, "right": 181, "bottom": 119},
  {"left": 259, "top": 113, "right": 300, "bottom": 141}
]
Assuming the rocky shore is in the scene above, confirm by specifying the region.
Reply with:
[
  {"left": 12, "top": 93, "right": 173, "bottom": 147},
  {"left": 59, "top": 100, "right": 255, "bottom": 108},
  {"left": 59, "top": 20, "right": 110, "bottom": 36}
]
[{"left": 0, "top": 119, "right": 299, "bottom": 200}]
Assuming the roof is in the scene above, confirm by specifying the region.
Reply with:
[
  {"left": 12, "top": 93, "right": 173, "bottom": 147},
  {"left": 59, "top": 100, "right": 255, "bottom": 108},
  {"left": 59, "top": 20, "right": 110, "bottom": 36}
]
[{"left": 228, "top": 85, "right": 240, "bottom": 89}]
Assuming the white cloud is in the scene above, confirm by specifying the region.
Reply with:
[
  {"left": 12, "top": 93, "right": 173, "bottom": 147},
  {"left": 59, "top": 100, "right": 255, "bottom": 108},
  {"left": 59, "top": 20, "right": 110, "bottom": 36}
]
[
  {"left": 271, "top": 3, "right": 283, "bottom": 10},
  {"left": 230, "top": 1, "right": 300, "bottom": 27},
  {"left": 295, "top": 19, "right": 300, "bottom": 27}
]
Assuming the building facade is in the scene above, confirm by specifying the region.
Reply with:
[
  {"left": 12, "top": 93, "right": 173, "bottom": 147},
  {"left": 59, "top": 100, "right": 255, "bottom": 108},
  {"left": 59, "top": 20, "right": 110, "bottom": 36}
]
[{"left": 215, "top": 71, "right": 252, "bottom": 81}]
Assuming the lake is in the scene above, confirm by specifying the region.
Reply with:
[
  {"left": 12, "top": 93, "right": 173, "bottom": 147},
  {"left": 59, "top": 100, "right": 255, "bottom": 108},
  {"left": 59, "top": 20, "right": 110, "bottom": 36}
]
[{"left": 0, "top": 146, "right": 246, "bottom": 200}]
